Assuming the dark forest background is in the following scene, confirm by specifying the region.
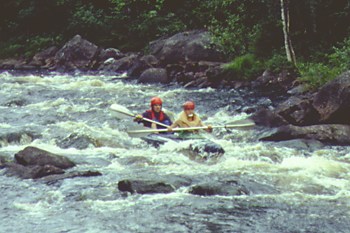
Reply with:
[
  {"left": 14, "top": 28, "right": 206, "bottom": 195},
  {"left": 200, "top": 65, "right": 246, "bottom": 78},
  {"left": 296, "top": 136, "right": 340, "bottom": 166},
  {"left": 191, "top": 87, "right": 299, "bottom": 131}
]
[{"left": 1, "top": 0, "right": 350, "bottom": 88}]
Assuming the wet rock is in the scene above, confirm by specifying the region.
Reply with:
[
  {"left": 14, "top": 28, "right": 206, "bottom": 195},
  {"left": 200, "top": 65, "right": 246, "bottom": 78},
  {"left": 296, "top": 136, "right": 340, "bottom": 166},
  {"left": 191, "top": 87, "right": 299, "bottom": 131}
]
[
  {"left": 99, "top": 53, "right": 138, "bottom": 72},
  {"left": 2, "top": 98, "right": 28, "bottom": 107},
  {"left": 313, "top": 71, "right": 350, "bottom": 124},
  {"left": 15, "top": 146, "right": 75, "bottom": 169},
  {"left": 189, "top": 180, "right": 249, "bottom": 196},
  {"left": 56, "top": 133, "right": 98, "bottom": 149},
  {"left": 0, "top": 130, "right": 39, "bottom": 145},
  {"left": 260, "top": 124, "right": 350, "bottom": 145},
  {"left": 0, "top": 58, "right": 27, "bottom": 70},
  {"left": 54, "top": 34, "right": 99, "bottom": 71},
  {"left": 275, "top": 96, "right": 320, "bottom": 126},
  {"left": 148, "top": 30, "right": 225, "bottom": 64},
  {"left": 5, "top": 163, "right": 64, "bottom": 179},
  {"left": 272, "top": 139, "right": 324, "bottom": 151},
  {"left": 253, "top": 69, "right": 298, "bottom": 94},
  {"left": 251, "top": 108, "right": 288, "bottom": 127},
  {"left": 189, "top": 140, "right": 225, "bottom": 161},
  {"left": 98, "top": 48, "right": 124, "bottom": 62},
  {"left": 117, "top": 156, "right": 155, "bottom": 166},
  {"left": 0, "top": 155, "right": 8, "bottom": 169},
  {"left": 138, "top": 68, "right": 168, "bottom": 84},
  {"left": 127, "top": 55, "right": 159, "bottom": 77},
  {"left": 118, "top": 179, "right": 175, "bottom": 194},
  {"left": 40, "top": 170, "right": 102, "bottom": 184},
  {"left": 29, "top": 46, "right": 58, "bottom": 67}
]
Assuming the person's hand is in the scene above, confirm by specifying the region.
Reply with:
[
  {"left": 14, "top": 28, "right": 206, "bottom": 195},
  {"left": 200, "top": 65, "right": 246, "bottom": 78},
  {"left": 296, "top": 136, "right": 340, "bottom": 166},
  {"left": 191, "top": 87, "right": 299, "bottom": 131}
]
[
  {"left": 206, "top": 125, "right": 213, "bottom": 133},
  {"left": 133, "top": 114, "right": 143, "bottom": 122},
  {"left": 167, "top": 126, "right": 173, "bottom": 132}
]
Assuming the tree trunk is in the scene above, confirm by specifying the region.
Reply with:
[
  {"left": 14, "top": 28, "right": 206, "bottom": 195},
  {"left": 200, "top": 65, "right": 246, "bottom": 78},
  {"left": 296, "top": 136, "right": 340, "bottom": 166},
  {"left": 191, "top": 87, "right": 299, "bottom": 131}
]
[{"left": 281, "top": 0, "right": 297, "bottom": 66}]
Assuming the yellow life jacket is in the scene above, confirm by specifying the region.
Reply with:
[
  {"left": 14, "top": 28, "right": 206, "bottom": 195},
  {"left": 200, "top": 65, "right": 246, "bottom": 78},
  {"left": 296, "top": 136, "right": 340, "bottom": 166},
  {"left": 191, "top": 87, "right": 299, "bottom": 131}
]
[{"left": 173, "top": 111, "right": 203, "bottom": 128}]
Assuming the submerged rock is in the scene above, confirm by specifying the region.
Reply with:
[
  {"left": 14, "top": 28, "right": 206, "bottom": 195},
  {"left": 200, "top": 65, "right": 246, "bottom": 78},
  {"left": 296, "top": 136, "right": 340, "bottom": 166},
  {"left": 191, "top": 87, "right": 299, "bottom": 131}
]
[
  {"left": 56, "top": 133, "right": 98, "bottom": 149},
  {"left": 40, "top": 170, "right": 102, "bottom": 184},
  {"left": 5, "top": 163, "right": 64, "bottom": 179},
  {"left": 15, "top": 146, "right": 75, "bottom": 169},
  {"left": 189, "top": 140, "right": 225, "bottom": 161},
  {"left": 189, "top": 180, "right": 249, "bottom": 196},
  {"left": 118, "top": 179, "right": 175, "bottom": 194}
]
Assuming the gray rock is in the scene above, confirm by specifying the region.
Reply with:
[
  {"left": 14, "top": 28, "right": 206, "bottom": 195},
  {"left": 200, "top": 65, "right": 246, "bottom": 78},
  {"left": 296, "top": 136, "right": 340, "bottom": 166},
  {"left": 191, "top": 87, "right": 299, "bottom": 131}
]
[
  {"left": 15, "top": 146, "right": 75, "bottom": 169},
  {"left": 313, "top": 71, "right": 350, "bottom": 124},
  {"left": 148, "top": 30, "right": 225, "bottom": 64},
  {"left": 260, "top": 124, "right": 350, "bottom": 145},
  {"left": 54, "top": 34, "right": 99, "bottom": 71},
  {"left": 275, "top": 96, "right": 320, "bottom": 126},
  {"left": 138, "top": 68, "right": 168, "bottom": 84},
  {"left": 5, "top": 163, "right": 64, "bottom": 179},
  {"left": 118, "top": 179, "right": 175, "bottom": 194}
]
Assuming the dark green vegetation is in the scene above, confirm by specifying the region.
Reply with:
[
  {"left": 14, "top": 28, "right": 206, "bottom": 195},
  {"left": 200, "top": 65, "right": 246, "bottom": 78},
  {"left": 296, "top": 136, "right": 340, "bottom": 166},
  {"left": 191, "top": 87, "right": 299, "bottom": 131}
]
[{"left": 1, "top": 0, "right": 350, "bottom": 89}]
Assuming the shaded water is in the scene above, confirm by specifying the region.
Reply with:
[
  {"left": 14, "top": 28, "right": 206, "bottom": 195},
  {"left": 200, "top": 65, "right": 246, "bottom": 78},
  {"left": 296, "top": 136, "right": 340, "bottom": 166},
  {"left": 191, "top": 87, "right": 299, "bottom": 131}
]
[{"left": 1, "top": 71, "right": 350, "bottom": 233}]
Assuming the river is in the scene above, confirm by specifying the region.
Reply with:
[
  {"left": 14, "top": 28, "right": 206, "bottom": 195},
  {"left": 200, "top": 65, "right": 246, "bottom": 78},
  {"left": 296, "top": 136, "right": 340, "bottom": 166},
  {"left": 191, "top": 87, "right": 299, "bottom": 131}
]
[{"left": 1, "top": 71, "right": 350, "bottom": 233}]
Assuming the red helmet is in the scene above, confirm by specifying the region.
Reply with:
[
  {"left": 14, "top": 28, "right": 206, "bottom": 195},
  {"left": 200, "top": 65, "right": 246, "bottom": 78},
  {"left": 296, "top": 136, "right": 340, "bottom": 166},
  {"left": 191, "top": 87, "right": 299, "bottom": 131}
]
[
  {"left": 183, "top": 101, "right": 195, "bottom": 110},
  {"left": 150, "top": 97, "right": 163, "bottom": 106}
]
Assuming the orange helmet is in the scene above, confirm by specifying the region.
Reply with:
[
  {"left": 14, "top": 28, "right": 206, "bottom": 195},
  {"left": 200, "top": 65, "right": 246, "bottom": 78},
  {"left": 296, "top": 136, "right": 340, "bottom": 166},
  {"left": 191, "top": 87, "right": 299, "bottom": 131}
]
[
  {"left": 183, "top": 101, "right": 195, "bottom": 110},
  {"left": 150, "top": 97, "right": 163, "bottom": 106}
]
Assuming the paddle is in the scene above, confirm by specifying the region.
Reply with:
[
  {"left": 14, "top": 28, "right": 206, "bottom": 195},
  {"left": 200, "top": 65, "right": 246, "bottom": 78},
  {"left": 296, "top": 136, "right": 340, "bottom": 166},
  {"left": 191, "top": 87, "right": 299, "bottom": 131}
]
[
  {"left": 110, "top": 104, "right": 170, "bottom": 128},
  {"left": 127, "top": 119, "right": 255, "bottom": 137}
]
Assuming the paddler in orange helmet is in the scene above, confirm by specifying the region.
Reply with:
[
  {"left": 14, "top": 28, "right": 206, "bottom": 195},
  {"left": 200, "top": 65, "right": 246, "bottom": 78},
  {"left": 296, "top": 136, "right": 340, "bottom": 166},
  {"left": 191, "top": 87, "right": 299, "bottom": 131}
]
[
  {"left": 134, "top": 97, "right": 172, "bottom": 129},
  {"left": 168, "top": 101, "right": 212, "bottom": 133}
]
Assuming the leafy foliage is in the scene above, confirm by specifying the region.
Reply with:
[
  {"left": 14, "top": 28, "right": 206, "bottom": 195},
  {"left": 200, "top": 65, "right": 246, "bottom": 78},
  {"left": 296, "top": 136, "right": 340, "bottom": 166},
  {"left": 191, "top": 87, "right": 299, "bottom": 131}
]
[
  {"left": 223, "top": 54, "right": 264, "bottom": 81},
  {"left": 0, "top": 0, "right": 349, "bottom": 88}
]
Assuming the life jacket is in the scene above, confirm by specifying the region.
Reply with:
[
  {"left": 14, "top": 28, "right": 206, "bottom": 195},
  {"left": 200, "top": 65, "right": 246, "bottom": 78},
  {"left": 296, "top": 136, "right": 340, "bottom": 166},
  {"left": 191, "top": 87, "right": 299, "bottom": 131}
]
[
  {"left": 174, "top": 111, "right": 202, "bottom": 128},
  {"left": 146, "top": 109, "right": 165, "bottom": 122}
]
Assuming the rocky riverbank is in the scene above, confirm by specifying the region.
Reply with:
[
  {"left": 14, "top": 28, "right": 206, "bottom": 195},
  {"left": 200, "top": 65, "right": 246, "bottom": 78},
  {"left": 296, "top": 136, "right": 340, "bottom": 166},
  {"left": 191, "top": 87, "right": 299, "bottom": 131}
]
[{"left": 1, "top": 30, "right": 350, "bottom": 145}]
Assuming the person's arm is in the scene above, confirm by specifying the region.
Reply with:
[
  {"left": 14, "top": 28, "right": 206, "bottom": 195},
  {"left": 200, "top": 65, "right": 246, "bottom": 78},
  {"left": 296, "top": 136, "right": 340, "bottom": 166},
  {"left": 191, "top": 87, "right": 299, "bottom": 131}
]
[
  {"left": 167, "top": 120, "right": 179, "bottom": 132},
  {"left": 198, "top": 117, "right": 212, "bottom": 133}
]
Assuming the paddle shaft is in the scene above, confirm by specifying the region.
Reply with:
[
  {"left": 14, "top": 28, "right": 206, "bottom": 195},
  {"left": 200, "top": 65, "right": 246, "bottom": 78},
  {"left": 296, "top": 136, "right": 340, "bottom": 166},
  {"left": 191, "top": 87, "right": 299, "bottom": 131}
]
[
  {"left": 127, "top": 123, "right": 255, "bottom": 134},
  {"left": 110, "top": 104, "right": 169, "bottom": 128}
]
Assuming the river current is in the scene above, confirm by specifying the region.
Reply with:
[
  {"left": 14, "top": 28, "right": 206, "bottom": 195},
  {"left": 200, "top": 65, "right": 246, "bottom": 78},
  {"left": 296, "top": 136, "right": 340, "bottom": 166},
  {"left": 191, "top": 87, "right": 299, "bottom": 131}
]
[{"left": 1, "top": 71, "right": 350, "bottom": 233}]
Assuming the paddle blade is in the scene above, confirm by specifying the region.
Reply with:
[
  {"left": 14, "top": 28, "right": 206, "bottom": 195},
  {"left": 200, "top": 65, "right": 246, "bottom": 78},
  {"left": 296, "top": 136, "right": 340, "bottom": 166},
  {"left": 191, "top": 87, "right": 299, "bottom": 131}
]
[
  {"left": 224, "top": 118, "right": 255, "bottom": 128},
  {"left": 110, "top": 104, "right": 135, "bottom": 119}
]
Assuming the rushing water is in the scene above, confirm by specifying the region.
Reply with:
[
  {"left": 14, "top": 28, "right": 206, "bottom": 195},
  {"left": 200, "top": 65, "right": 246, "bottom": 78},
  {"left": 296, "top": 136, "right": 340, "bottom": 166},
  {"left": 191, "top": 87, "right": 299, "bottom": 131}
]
[{"left": 1, "top": 71, "right": 350, "bottom": 233}]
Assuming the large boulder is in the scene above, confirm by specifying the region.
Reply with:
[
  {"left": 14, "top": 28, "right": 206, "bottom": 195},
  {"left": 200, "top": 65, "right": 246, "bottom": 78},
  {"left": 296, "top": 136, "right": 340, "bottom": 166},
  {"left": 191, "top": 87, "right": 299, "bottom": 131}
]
[
  {"left": 54, "top": 34, "right": 99, "bottom": 71},
  {"left": 15, "top": 146, "right": 75, "bottom": 169},
  {"left": 138, "top": 68, "right": 168, "bottom": 84},
  {"left": 260, "top": 124, "right": 350, "bottom": 145},
  {"left": 127, "top": 55, "right": 159, "bottom": 77},
  {"left": 29, "top": 46, "right": 58, "bottom": 67},
  {"left": 5, "top": 163, "right": 64, "bottom": 179},
  {"left": 251, "top": 108, "right": 288, "bottom": 127},
  {"left": 148, "top": 30, "right": 225, "bottom": 64},
  {"left": 98, "top": 53, "right": 138, "bottom": 73},
  {"left": 253, "top": 69, "right": 298, "bottom": 94},
  {"left": 97, "top": 48, "right": 124, "bottom": 62},
  {"left": 313, "top": 71, "right": 350, "bottom": 124},
  {"left": 275, "top": 96, "right": 320, "bottom": 126}
]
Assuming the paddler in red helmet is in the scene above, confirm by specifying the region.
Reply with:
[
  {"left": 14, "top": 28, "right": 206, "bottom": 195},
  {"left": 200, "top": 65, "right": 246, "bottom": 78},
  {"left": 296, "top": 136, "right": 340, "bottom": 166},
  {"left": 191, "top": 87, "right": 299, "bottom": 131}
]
[
  {"left": 168, "top": 101, "right": 212, "bottom": 133},
  {"left": 134, "top": 97, "right": 172, "bottom": 129}
]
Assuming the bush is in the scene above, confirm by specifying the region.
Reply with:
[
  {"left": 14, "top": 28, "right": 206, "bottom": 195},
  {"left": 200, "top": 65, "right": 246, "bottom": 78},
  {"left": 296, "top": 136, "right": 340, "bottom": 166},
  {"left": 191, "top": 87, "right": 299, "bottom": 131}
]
[
  {"left": 265, "top": 53, "right": 295, "bottom": 74},
  {"left": 223, "top": 54, "right": 264, "bottom": 81},
  {"left": 298, "top": 62, "right": 341, "bottom": 91},
  {"left": 0, "top": 35, "right": 62, "bottom": 59}
]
